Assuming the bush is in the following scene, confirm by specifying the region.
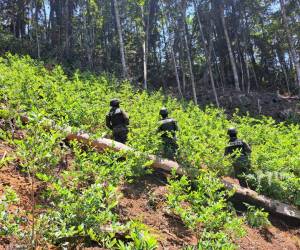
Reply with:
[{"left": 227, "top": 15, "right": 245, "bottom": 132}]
[{"left": 245, "top": 204, "right": 270, "bottom": 229}]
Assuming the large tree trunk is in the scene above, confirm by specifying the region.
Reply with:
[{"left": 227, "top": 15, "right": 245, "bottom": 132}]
[
  {"left": 220, "top": 4, "right": 240, "bottom": 91},
  {"left": 280, "top": 0, "right": 300, "bottom": 92},
  {"left": 113, "top": 0, "right": 128, "bottom": 79}
]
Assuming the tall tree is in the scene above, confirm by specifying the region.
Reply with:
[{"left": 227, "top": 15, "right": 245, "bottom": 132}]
[
  {"left": 280, "top": 0, "right": 300, "bottom": 91},
  {"left": 219, "top": 2, "right": 240, "bottom": 91},
  {"left": 113, "top": 0, "right": 128, "bottom": 79},
  {"left": 180, "top": 0, "right": 198, "bottom": 104},
  {"left": 194, "top": 0, "right": 219, "bottom": 107}
]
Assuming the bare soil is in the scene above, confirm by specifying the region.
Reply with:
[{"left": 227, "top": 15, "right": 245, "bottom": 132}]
[
  {"left": 118, "top": 171, "right": 300, "bottom": 250},
  {"left": 167, "top": 86, "right": 300, "bottom": 121}
]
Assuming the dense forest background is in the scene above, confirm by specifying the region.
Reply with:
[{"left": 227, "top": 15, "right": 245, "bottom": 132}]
[{"left": 0, "top": 0, "right": 299, "bottom": 108}]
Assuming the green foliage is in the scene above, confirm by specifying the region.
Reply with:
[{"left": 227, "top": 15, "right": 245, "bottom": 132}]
[
  {"left": 14, "top": 121, "right": 63, "bottom": 175},
  {"left": 234, "top": 115, "right": 300, "bottom": 205},
  {"left": 1, "top": 54, "right": 300, "bottom": 247},
  {"left": 167, "top": 170, "right": 246, "bottom": 249},
  {"left": 245, "top": 204, "right": 270, "bottom": 229},
  {"left": 117, "top": 221, "right": 158, "bottom": 250},
  {"left": 0, "top": 187, "right": 23, "bottom": 237},
  {"left": 197, "top": 230, "right": 236, "bottom": 250},
  {"left": 38, "top": 181, "right": 120, "bottom": 244}
]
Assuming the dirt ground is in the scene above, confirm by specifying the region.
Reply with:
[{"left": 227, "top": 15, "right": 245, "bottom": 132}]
[
  {"left": 118, "top": 171, "right": 300, "bottom": 250},
  {"left": 167, "top": 86, "right": 300, "bottom": 122},
  {"left": 0, "top": 141, "right": 299, "bottom": 250}
]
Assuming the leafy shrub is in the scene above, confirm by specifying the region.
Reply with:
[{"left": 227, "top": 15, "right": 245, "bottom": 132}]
[
  {"left": 1, "top": 54, "right": 299, "bottom": 205},
  {"left": 37, "top": 180, "right": 120, "bottom": 244},
  {"left": 0, "top": 188, "right": 23, "bottom": 237},
  {"left": 1, "top": 54, "right": 299, "bottom": 206},
  {"left": 245, "top": 204, "right": 270, "bottom": 229},
  {"left": 117, "top": 221, "right": 158, "bottom": 250},
  {"left": 167, "top": 170, "right": 246, "bottom": 249},
  {"left": 1, "top": 54, "right": 300, "bottom": 247}
]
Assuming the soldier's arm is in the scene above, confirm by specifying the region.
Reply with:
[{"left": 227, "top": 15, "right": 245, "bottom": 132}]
[
  {"left": 224, "top": 146, "right": 230, "bottom": 156},
  {"left": 243, "top": 142, "right": 252, "bottom": 154},
  {"left": 122, "top": 111, "right": 129, "bottom": 125},
  {"left": 106, "top": 114, "right": 112, "bottom": 129}
]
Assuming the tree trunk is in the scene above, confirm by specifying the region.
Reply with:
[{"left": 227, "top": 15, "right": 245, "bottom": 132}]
[
  {"left": 35, "top": 0, "right": 40, "bottom": 59},
  {"left": 113, "top": 0, "right": 128, "bottom": 79},
  {"left": 276, "top": 45, "right": 291, "bottom": 94},
  {"left": 170, "top": 40, "right": 183, "bottom": 98},
  {"left": 180, "top": 0, "right": 198, "bottom": 104},
  {"left": 220, "top": 4, "right": 240, "bottom": 91},
  {"left": 64, "top": 0, "right": 70, "bottom": 59},
  {"left": 244, "top": 53, "right": 251, "bottom": 94},
  {"left": 163, "top": 4, "right": 183, "bottom": 98},
  {"left": 179, "top": 35, "right": 187, "bottom": 95},
  {"left": 194, "top": 1, "right": 219, "bottom": 107},
  {"left": 42, "top": 1, "right": 48, "bottom": 41},
  {"left": 142, "top": 2, "right": 150, "bottom": 90},
  {"left": 280, "top": 0, "right": 300, "bottom": 92}
]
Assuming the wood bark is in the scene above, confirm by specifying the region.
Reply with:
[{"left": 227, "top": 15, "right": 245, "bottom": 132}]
[
  {"left": 170, "top": 44, "right": 183, "bottom": 99},
  {"left": 35, "top": 0, "right": 40, "bottom": 59},
  {"left": 280, "top": 0, "right": 300, "bottom": 92},
  {"left": 113, "top": 0, "right": 128, "bottom": 79},
  {"left": 220, "top": 4, "right": 240, "bottom": 91},
  {"left": 141, "top": 1, "right": 150, "bottom": 90}
]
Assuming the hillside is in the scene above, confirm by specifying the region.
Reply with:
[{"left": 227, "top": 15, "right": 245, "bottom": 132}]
[{"left": 0, "top": 55, "right": 299, "bottom": 249}]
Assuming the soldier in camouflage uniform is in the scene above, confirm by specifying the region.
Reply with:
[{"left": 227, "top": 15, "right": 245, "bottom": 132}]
[
  {"left": 225, "top": 128, "right": 252, "bottom": 187},
  {"left": 106, "top": 99, "right": 129, "bottom": 144},
  {"left": 158, "top": 108, "right": 179, "bottom": 159}
]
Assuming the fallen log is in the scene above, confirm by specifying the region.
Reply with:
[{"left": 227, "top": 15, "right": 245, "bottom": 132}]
[
  {"left": 276, "top": 90, "right": 300, "bottom": 100},
  {"left": 65, "top": 133, "right": 185, "bottom": 176},
  {"left": 66, "top": 133, "right": 300, "bottom": 221},
  {"left": 222, "top": 179, "right": 300, "bottom": 220},
  {"left": 4, "top": 111, "right": 300, "bottom": 221}
]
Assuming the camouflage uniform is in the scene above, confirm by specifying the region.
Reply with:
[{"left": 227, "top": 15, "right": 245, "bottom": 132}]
[
  {"left": 106, "top": 100, "right": 129, "bottom": 144},
  {"left": 225, "top": 128, "right": 251, "bottom": 187},
  {"left": 158, "top": 108, "right": 179, "bottom": 159}
]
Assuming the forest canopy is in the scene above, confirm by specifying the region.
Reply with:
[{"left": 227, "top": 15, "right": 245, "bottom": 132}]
[{"left": 0, "top": 0, "right": 300, "bottom": 105}]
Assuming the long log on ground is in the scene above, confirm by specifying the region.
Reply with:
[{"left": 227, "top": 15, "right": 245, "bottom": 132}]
[
  {"left": 6, "top": 111, "right": 300, "bottom": 220},
  {"left": 222, "top": 180, "right": 300, "bottom": 220},
  {"left": 65, "top": 133, "right": 185, "bottom": 175},
  {"left": 65, "top": 133, "right": 300, "bottom": 221}
]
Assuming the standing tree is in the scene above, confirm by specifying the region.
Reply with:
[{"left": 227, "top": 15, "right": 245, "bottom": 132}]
[{"left": 113, "top": 0, "right": 128, "bottom": 79}]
